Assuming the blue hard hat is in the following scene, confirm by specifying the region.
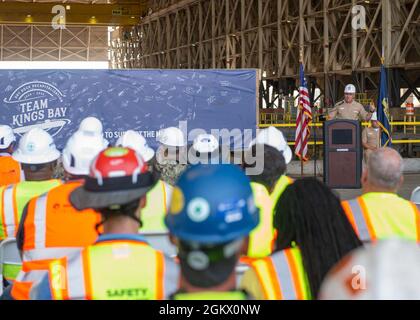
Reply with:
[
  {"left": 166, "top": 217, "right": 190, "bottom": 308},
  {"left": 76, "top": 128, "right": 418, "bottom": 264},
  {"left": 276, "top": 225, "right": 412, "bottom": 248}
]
[{"left": 165, "top": 164, "right": 260, "bottom": 244}]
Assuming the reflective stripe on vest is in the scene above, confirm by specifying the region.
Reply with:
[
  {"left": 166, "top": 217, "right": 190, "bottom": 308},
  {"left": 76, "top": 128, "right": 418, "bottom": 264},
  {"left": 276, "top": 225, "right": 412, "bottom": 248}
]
[
  {"left": 251, "top": 248, "right": 309, "bottom": 300},
  {"left": 23, "top": 247, "right": 82, "bottom": 263},
  {"left": 11, "top": 260, "right": 52, "bottom": 300},
  {"left": 2, "top": 185, "right": 18, "bottom": 238},
  {"left": 271, "top": 175, "right": 294, "bottom": 204},
  {"left": 247, "top": 183, "right": 274, "bottom": 258},
  {"left": 342, "top": 196, "right": 420, "bottom": 242},
  {"left": 34, "top": 195, "right": 48, "bottom": 249},
  {"left": 342, "top": 198, "right": 374, "bottom": 242},
  {"left": 49, "top": 242, "right": 177, "bottom": 300},
  {"left": 22, "top": 181, "right": 100, "bottom": 260},
  {"left": 0, "top": 180, "right": 62, "bottom": 240}
]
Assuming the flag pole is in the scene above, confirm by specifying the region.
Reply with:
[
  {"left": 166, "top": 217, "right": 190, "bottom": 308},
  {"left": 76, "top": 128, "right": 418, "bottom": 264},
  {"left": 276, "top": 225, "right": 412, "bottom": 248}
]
[{"left": 299, "top": 49, "right": 304, "bottom": 177}]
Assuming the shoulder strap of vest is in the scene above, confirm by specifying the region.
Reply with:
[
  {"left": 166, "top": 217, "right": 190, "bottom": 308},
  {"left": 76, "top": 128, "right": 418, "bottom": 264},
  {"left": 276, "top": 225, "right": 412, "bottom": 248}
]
[
  {"left": 2, "top": 184, "right": 18, "bottom": 238},
  {"left": 251, "top": 249, "right": 306, "bottom": 300},
  {"left": 26, "top": 193, "right": 49, "bottom": 250},
  {"left": 342, "top": 198, "right": 376, "bottom": 242},
  {"left": 162, "top": 254, "right": 179, "bottom": 299},
  {"left": 409, "top": 202, "right": 420, "bottom": 242},
  {"left": 49, "top": 251, "right": 87, "bottom": 300}
]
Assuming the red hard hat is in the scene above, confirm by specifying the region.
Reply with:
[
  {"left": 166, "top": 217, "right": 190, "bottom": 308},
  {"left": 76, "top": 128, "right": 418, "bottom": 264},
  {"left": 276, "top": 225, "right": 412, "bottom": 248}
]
[{"left": 70, "top": 147, "right": 157, "bottom": 210}]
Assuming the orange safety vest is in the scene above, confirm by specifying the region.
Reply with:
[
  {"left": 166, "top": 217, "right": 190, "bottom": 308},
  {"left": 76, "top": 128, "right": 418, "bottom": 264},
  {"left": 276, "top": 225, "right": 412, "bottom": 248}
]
[
  {"left": 46, "top": 240, "right": 179, "bottom": 300},
  {"left": 0, "top": 179, "right": 62, "bottom": 240},
  {"left": 21, "top": 180, "right": 101, "bottom": 261},
  {"left": 247, "top": 247, "right": 311, "bottom": 300},
  {"left": 342, "top": 194, "right": 420, "bottom": 242},
  {"left": 11, "top": 181, "right": 102, "bottom": 300},
  {"left": 0, "top": 153, "right": 22, "bottom": 187}
]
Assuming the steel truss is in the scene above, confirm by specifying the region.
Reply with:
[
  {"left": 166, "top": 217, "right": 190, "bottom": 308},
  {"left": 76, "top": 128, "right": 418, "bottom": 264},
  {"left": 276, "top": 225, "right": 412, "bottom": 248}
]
[{"left": 111, "top": 0, "right": 420, "bottom": 108}]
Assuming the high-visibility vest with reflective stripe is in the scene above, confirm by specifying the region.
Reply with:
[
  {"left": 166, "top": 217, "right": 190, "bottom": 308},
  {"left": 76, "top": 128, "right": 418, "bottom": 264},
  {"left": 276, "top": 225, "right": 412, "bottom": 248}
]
[
  {"left": 249, "top": 247, "right": 311, "bottom": 300},
  {"left": 22, "top": 181, "right": 101, "bottom": 261},
  {"left": 247, "top": 183, "right": 274, "bottom": 258},
  {"left": 342, "top": 193, "right": 420, "bottom": 242},
  {"left": 270, "top": 175, "right": 294, "bottom": 205},
  {"left": 0, "top": 154, "right": 23, "bottom": 187},
  {"left": 141, "top": 180, "right": 172, "bottom": 232},
  {"left": 174, "top": 291, "right": 249, "bottom": 300},
  {"left": 0, "top": 180, "right": 62, "bottom": 240},
  {"left": 48, "top": 240, "right": 178, "bottom": 300}
]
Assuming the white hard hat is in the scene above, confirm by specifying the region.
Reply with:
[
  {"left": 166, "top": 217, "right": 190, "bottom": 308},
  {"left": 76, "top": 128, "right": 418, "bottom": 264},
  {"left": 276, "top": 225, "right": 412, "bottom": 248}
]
[
  {"left": 192, "top": 134, "right": 219, "bottom": 154},
  {"left": 79, "top": 117, "right": 103, "bottom": 135},
  {"left": 116, "top": 130, "right": 155, "bottom": 162},
  {"left": 410, "top": 186, "right": 420, "bottom": 205},
  {"left": 62, "top": 131, "right": 108, "bottom": 176},
  {"left": 370, "top": 112, "right": 378, "bottom": 121},
  {"left": 249, "top": 126, "right": 292, "bottom": 164},
  {"left": 12, "top": 128, "right": 60, "bottom": 164},
  {"left": 78, "top": 117, "right": 109, "bottom": 147},
  {"left": 319, "top": 239, "right": 420, "bottom": 300},
  {"left": 157, "top": 127, "right": 186, "bottom": 147},
  {"left": 0, "top": 125, "right": 16, "bottom": 149},
  {"left": 344, "top": 84, "right": 356, "bottom": 94}
]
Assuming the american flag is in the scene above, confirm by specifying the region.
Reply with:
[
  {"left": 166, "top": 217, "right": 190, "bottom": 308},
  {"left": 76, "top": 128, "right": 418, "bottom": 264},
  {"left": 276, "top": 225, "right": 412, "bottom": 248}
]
[{"left": 294, "top": 63, "right": 312, "bottom": 161}]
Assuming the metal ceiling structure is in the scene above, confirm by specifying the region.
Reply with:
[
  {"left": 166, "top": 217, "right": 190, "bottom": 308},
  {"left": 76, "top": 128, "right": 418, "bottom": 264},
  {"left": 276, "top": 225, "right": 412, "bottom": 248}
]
[
  {"left": 110, "top": 0, "right": 420, "bottom": 108},
  {"left": 0, "top": 0, "right": 149, "bottom": 62}
]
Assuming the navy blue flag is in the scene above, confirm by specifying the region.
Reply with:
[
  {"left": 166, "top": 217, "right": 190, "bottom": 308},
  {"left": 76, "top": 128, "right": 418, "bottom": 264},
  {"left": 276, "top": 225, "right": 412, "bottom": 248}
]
[
  {"left": 0, "top": 69, "right": 257, "bottom": 150},
  {"left": 376, "top": 64, "right": 392, "bottom": 146}
]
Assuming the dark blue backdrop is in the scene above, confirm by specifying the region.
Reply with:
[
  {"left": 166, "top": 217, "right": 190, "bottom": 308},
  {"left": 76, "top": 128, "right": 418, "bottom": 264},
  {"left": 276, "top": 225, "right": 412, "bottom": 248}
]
[{"left": 0, "top": 69, "right": 257, "bottom": 150}]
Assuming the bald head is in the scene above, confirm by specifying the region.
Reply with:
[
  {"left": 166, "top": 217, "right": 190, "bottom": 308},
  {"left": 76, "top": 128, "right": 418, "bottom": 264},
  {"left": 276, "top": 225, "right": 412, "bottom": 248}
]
[{"left": 363, "top": 148, "right": 404, "bottom": 192}]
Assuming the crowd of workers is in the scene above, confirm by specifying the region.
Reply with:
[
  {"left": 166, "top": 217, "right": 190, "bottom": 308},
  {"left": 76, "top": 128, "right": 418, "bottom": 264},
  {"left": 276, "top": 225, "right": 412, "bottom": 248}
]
[{"left": 0, "top": 114, "right": 419, "bottom": 300}]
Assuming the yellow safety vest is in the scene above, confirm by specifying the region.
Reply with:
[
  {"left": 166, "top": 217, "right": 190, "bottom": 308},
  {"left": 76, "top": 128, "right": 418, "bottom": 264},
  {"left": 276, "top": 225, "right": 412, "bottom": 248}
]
[
  {"left": 246, "top": 176, "right": 293, "bottom": 259},
  {"left": 173, "top": 291, "right": 249, "bottom": 300},
  {"left": 248, "top": 247, "right": 311, "bottom": 300},
  {"left": 48, "top": 240, "right": 178, "bottom": 300},
  {"left": 247, "top": 183, "right": 274, "bottom": 258},
  {"left": 0, "top": 179, "right": 61, "bottom": 240},
  {"left": 141, "top": 180, "right": 171, "bottom": 232},
  {"left": 342, "top": 193, "right": 420, "bottom": 242},
  {"left": 271, "top": 175, "right": 294, "bottom": 205}
]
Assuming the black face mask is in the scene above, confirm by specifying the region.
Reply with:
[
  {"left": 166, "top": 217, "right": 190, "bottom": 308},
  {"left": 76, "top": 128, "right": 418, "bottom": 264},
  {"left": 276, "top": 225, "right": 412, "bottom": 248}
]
[{"left": 177, "top": 240, "right": 241, "bottom": 288}]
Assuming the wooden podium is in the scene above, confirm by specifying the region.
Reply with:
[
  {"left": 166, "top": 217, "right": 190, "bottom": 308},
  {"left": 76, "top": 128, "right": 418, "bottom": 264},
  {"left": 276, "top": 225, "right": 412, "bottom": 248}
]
[{"left": 323, "top": 120, "right": 362, "bottom": 189}]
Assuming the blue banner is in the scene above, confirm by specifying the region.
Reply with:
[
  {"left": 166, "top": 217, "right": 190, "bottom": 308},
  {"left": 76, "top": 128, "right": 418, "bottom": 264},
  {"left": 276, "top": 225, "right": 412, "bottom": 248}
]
[
  {"left": 376, "top": 65, "right": 392, "bottom": 147},
  {"left": 0, "top": 69, "right": 257, "bottom": 150}
]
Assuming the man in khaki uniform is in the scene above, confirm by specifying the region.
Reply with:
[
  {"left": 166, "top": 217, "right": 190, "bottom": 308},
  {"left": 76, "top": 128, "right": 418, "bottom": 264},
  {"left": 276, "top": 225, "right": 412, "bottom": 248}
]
[
  {"left": 362, "top": 112, "right": 381, "bottom": 162},
  {"left": 328, "top": 84, "right": 376, "bottom": 121}
]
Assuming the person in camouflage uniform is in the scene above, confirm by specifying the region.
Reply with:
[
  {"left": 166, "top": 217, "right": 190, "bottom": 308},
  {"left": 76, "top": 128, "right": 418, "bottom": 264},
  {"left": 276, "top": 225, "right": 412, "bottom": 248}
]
[{"left": 154, "top": 127, "right": 189, "bottom": 186}]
